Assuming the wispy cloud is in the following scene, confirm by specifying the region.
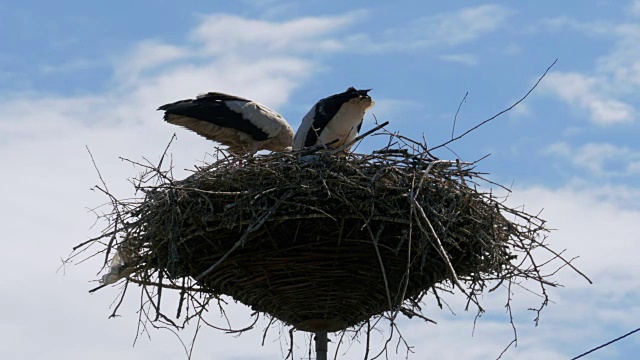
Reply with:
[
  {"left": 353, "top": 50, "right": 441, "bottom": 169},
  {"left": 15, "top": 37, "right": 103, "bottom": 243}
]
[
  {"left": 0, "top": 12, "right": 365, "bottom": 150},
  {"left": 114, "top": 40, "right": 191, "bottom": 82},
  {"left": 102, "top": 12, "right": 367, "bottom": 109},
  {"left": 534, "top": 14, "right": 640, "bottom": 124},
  {"left": 503, "top": 43, "right": 523, "bottom": 55},
  {"left": 346, "top": 4, "right": 512, "bottom": 53},
  {"left": 38, "top": 58, "right": 103, "bottom": 75},
  {"left": 437, "top": 53, "right": 479, "bottom": 66},
  {"left": 545, "top": 141, "right": 640, "bottom": 176},
  {"left": 191, "top": 12, "right": 360, "bottom": 56},
  {"left": 597, "top": 23, "right": 640, "bottom": 92},
  {"left": 508, "top": 101, "right": 532, "bottom": 119},
  {"left": 369, "top": 98, "right": 425, "bottom": 123},
  {"left": 630, "top": 0, "right": 640, "bottom": 16},
  {"left": 531, "top": 16, "right": 613, "bottom": 37},
  {"left": 388, "top": 4, "right": 512, "bottom": 48},
  {"left": 238, "top": 0, "right": 301, "bottom": 19},
  {"left": 540, "top": 72, "right": 634, "bottom": 124}
]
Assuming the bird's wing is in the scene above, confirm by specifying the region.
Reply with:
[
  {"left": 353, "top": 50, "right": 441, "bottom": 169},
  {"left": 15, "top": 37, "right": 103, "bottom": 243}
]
[
  {"left": 159, "top": 94, "right": 271, "bottom": 141},
  {"left": 305, "top": 97, "right": 346, "bottom": 147},
  {"left": 293, "top": 104, "right": 321, "bottom": 149},
  {"left": 224, "top": 101, "right": 291, "bottom": 141}
]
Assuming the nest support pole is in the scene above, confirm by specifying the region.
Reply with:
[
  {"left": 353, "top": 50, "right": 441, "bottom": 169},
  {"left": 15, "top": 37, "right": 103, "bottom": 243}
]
[{"left": 315, "top": 331, "right": 328, "bottom": 360}]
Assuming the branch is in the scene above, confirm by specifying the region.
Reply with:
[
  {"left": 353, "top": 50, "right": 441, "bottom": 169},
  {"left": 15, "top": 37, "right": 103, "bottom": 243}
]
[{"left": 430, "top": 59, "right": 557, "bottom": 152}]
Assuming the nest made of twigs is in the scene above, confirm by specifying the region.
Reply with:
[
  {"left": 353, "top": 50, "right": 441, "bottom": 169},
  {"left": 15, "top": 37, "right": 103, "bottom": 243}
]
[{"left": 79, "top": 132, "right": 566, "bottom": 334}]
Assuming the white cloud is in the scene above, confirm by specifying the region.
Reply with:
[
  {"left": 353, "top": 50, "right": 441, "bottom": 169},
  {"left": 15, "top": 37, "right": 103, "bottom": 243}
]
[
  {"left": 0, "top": 12, "right": 361, "bottom": 148},
  {"left": 545, "top": 141, "right": 640, "bottom": 176},
  {"left": 191, "top": 12, "right": 359, "bottom": 56},
  {"left": 597, "top": 24, "right": 640, "bottom": 91},
  {"left": 0, "top": 95, "right": 112, "bottom": 142},
  {"left": 124, "top": 56, "right": 315, "bottom": 112},
  {"left": 114, "top": 40, "right": 191, "bottom": 82},
  {"left": 540, "top": 72, "right": 634, "bottom": 124},
  {"left": 503, "top": 42, "right": 523, "bottom": 55},
  {"left": 349, "top": 4, "right": 512, "bottom": 53},
  {"left": 628, "top": 160, "right": 640, "bottom": 173},
  {"left": 545, "top": 142, "right": 572, "bottom": 157},
  {"left": 398, "top": 4, "right": 512, "bottom": 47},
  {"left": 99, "top": 12, "right": 366, "bottom": 111},
  {"left": 437, "top": 53, "right": 479, "bottom": 66},
  {"left": 630, "top": 0, "right": 640, "bottom": 16},
  {"left": 508, "top": 100, "right": 532, "bottom": 119},
  {"left": 506, "top": 185, "right": 640, "bottom": 281},
  {"left": 535, "top": 16, "right": 640, "bottom": 124},
  {"left": 238, "top": 0, "right": 300, "bottom": 19},
  {"left": 370, "top": 98, "right": 424, "bottom": 119},
  {"left": 38, "top": 58, "right": 102, "bottom": 74},
  {"left": 533, "top": 16, "right": 613, "bottom": 37}
]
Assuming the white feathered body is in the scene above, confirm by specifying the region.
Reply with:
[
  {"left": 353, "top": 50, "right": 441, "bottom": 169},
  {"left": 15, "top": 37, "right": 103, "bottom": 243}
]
[{"left": 293, "top": 88, "right": 374, "bottom": 151}]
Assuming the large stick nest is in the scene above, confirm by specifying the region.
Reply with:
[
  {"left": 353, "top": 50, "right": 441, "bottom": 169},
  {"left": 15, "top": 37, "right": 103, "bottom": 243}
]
[{"left": 75, "top": 129, "right": 583, "bottom": 338}]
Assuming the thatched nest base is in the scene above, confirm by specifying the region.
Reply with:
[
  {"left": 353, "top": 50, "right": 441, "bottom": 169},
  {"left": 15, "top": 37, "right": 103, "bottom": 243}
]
[
  {"left": 126, "top": 152, "right": 519, "bottom": 332},
  {"left": 75, "top": 132, "right": 581, "bottom": 342}
]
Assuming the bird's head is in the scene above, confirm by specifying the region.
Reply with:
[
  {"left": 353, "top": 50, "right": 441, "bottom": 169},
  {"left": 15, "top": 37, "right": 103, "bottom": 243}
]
[
  {"left": 342, "top": 87, "right": 374, "bottom": 111},
  {"left": 344, "top": 87, "right": 372, "bottom": 97}
]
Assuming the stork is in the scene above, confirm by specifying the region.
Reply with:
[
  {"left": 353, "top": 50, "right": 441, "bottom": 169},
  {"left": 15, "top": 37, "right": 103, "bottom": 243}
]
[
  {"left": 159, "top": 92, "right": 294, "bottom": 155},
  {"left": 293, "top": 87, "right": 374, "bottom": 151}
]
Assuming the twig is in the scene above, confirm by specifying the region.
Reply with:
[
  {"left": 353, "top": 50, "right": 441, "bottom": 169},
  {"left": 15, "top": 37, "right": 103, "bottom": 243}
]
[
  {"left": 431, "top": 59, "right": 558, "bottom": 151},
  {"left": 413, "top": 198, "right": 484, "bottom": 312},
  {"left": 452, "top": 92, "right": 469, "bottom": 139},
  {"left": 329, "top": 121, "right": 390, "bottom": 154}
]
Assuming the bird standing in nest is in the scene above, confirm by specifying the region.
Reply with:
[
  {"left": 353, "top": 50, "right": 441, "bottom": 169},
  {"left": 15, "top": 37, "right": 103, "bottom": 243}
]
[
  {"left": 159, "top": 92, "right": 294, "bottom": 155},
  {"left": 293, "top": 87, "right": 374, "bottom": 152}
]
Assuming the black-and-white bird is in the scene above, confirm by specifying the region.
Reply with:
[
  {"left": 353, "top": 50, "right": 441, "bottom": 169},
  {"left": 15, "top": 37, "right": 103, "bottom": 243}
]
[
  {"left": 159, "top": 92, "right": 294, "bottom": 155},
  {"left": 293, "top": 87, "right": 374, "bottom": 151}
]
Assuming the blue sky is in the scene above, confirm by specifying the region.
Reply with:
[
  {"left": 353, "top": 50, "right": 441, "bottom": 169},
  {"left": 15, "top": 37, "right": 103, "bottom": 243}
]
[{"left": 1, "top": 1, "right": 639, "bottom": 359}]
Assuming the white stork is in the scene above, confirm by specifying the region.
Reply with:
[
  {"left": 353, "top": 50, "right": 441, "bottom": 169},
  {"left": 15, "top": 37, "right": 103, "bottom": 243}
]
[
  {"left": 293, "top": 87, "right": 374, "bottom": 151},
  {"left": 159, "top": 92, "right": 294, "bottom": 155}
]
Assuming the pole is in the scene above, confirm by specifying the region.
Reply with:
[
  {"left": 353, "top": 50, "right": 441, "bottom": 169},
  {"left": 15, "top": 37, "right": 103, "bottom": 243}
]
[{"left": 315, "top": 331, "right": 328, "bottom": 360}]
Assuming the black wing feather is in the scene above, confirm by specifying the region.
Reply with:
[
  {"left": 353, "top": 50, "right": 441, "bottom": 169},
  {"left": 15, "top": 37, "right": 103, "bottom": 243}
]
[{"left": 158, "top": 93, "right": 270, "bottom": 141}]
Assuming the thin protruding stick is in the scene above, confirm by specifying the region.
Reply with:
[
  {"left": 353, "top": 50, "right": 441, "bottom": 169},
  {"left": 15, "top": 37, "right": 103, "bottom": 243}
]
[
  {"left": 329, "top": 121, "right": 390, "bottom": 154},
  {"left": 451, "top": 91, "right": 468, "bottom": 139},
  {"left": 431, "top": 59, "right": 558, "bottom": 152}
]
